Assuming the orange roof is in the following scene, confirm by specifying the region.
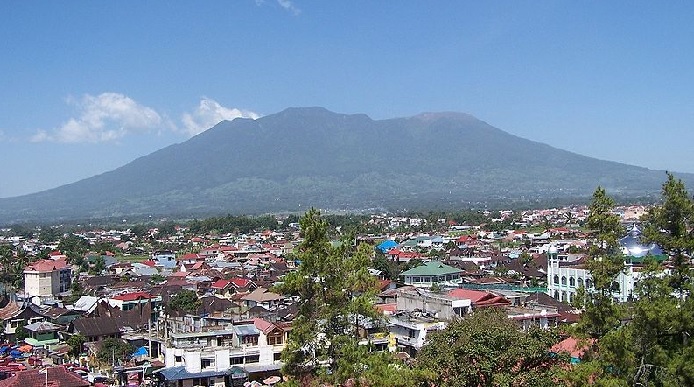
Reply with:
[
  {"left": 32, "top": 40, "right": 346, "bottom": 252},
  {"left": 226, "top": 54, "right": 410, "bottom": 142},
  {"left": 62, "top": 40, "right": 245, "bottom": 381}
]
[
  {"left": 375, "top": 303, "right": 396, "bottom": 314},
  {"left": 111, "top": 291, "right": 151, "bottom": 301}
]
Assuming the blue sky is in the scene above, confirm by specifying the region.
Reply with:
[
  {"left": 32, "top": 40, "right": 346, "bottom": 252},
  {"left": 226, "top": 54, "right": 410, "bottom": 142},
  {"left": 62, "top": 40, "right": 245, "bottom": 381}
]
[{"left": 1, "top": 1, "right": 693, "bottom": 198}]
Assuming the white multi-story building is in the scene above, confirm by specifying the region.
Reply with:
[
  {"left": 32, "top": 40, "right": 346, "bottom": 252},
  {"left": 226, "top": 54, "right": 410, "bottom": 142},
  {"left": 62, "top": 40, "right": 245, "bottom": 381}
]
[
  {"left": 23, "top": 258, "right": 71, "bottom": 298},
  {"left": 546, "top": 225, "right": 667, "bottom": 304},
  {"left": 154, "top": 318, "right": 287, "bottom": 386}
]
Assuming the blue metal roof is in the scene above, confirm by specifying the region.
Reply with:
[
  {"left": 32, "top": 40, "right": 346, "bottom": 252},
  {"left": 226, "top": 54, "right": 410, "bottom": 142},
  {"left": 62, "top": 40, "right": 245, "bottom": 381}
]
[
  {"left": 155, "top": 366, "right": 231, "bottom": 381},
  {"left": 233, "top": 324, "right": 260, "bottom": 337}
]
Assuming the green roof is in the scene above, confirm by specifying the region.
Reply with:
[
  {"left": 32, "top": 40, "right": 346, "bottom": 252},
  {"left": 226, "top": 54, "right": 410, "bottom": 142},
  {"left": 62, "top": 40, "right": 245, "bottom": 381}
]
[
  {"left": 401, "top": 261, "right": 462, "bottom": 276},
  {"left": 627, "top": 254, "right": 668, "bottom": 264}
]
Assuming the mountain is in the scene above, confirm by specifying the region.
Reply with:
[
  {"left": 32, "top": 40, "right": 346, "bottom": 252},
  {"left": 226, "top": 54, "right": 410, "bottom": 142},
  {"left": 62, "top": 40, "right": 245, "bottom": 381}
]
[{"left": 0, "top": 107, "right": 688, "bottom": 222}]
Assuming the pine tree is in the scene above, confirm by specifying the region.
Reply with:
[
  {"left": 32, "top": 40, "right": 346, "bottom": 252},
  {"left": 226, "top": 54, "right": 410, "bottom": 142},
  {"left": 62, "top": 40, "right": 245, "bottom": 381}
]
[
  {"left": 275, "top": 208, "right": 393, "bottom": 385},
  {"left": 578, "top": 186, "right": 625, "bottom": 339}
]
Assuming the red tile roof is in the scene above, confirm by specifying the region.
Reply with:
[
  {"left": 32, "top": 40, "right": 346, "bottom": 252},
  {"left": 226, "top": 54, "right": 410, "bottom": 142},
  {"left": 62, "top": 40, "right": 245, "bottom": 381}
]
[
  {"left": 230, "top": 277, "right": 252, "bottom": 288},
  {"left": 0, "top": 366, "right": 89, "bottom": 387},
  {"left": 253, "top": 318, "right": 277, "bottom": 334},
  {"left": 211, "top": 279, "right": 231, "bottom": 289},
  {"left": 377, "top": 279, "right": 392, "bottom": 291},
  {"left": 448, "top": 289, "right": 510, "bottom": 307},
  {"left": 111, "top": 291, "right": 151, "bottom": 301}
]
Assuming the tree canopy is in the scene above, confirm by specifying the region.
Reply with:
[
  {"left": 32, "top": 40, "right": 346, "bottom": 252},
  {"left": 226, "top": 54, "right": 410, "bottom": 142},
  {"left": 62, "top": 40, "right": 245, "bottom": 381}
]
[
  {"left": 168, "top": 289, "right": 201, "bottom": 314},
  {"left": 416, "top": 307, "right": 565, "bottom": 387}
]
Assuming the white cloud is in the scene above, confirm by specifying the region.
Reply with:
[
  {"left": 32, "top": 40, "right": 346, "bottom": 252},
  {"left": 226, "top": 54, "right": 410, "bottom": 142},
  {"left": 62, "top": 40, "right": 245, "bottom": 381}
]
[
  {"left": 181, "top": 98, "right": 260, "bottom": 136},
  {"left": 276, "top": 0, "right": 300, "bottom": 15},
  {"left": 31, "top": 93, "right": 162, "bottom": 143},
  {"left": 256, "top": 0, "right": 300, "bottom": 15}
]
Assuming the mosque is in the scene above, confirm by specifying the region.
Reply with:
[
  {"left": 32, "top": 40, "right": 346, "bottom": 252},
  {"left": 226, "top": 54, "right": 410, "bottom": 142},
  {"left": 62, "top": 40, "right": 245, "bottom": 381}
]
[{"left": 546, "top": 225, "right": 667, "bottom": 304}]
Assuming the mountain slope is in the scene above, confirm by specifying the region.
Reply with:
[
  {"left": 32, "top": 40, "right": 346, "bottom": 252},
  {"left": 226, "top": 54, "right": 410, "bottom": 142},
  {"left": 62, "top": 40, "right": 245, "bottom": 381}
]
[{"left": 0, "top": 107, "right": 687, "bottom": 222}]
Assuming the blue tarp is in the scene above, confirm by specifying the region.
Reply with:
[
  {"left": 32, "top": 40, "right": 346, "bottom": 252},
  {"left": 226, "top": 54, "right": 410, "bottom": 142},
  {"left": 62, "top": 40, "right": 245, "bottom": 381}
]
[
  {"left": 132, "top": 346, "right": 148, "bottom": 357},
  {"left": 376, "top": 240, "right": 398, "bottom": 253},
  {"left": 9, "top": 350, "right": 23, "bottom": 359}
]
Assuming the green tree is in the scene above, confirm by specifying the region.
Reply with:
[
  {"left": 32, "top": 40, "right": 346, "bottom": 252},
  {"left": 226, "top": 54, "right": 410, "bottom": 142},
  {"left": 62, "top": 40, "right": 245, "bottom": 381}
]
[
  {"left": 88, "top": 255, "right": 106, "bottom": 275},
  {"left": 372, "top": 252, "right": 400, "bottom": 280},
  {"left": 275, "top": 208, "right": 391, "bottom": 385},
  {"left": 14, "top": 324, "right": 29, "bottom": 343},
  {"left": 643, "top": 172, "right": 694, "bottom": 298},
  {"left": 58, "top": 234, "right": 90, "bottom": 263},
  {"left": 631, "top": 173, "right": 694, "bottom": 385},
  {"left": 168, "top": 289, "right": 201, "bottom": 314},
  {"left": 0, "top": 247, "right": 30, "bottom": 289},
  {"left": 96, "top": 338, "right": 135, "bottom": 366},
  {"left": 577, "top": 187, "right": 625, "bottom": 339},
  {"left": 66, "top": 333, "right": 86, "bottom": 358},
  {"left": 416, "top": 307, "right": 566, "bottom": 386}
]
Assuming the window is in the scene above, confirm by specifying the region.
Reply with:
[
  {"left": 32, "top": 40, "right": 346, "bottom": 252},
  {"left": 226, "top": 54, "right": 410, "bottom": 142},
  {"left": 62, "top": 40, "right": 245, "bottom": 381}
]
[
  {"left": 244, "top": 355, "right": 259, "bottom": 363},
  {"left": 268, "top": 334, "right": 283, "bottom": 346},
  {"left": 553, "top": 275, "right": 559, "bottom": 285},
  {"left": 561, "top": 276, "right": 567, "bottom": 286},
  {"left": 242, "top": 335, "right": 258, "bottom": 346},
  {"left": 274, "top": 352, "right": 282, "bottom": 361},
  {"left": 201, "top": 358, "right": 213, "bottom": 369},
  {"left": 586, "top": 279, "right": 592, "bottom": 289},
  {"left": 569, "top": 277, "right": 576, "bottom": 287},
  {"left": 230, "top": 357, "right": 243, "bottom": 365},
  {"left": 577, "top": 278, "right": 584, "bottom": 288}
]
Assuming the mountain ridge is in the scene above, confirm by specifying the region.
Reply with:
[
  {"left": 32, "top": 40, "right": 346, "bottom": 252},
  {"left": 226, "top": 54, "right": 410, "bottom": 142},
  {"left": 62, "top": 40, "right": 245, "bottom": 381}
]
[{"left": 0, "top": 107, "right": 687, "bottom": 223}]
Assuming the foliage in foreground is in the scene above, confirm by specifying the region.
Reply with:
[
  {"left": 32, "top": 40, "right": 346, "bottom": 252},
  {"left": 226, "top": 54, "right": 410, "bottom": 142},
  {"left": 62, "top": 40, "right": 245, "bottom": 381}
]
[
  {"left": 417, "top": 307, "right": 566, "bottom": 387},
  {"left": 568, "top": 173, "right": 694, "bottom": 386}
]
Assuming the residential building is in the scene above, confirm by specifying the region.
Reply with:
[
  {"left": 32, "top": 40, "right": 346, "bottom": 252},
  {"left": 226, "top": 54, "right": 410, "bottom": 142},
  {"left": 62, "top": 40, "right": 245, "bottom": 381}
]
[
  {"left": 23, "top": 258, "right": 71, "bottom": 298},
  {"left": 395, "top": 287, "right": 471, "bottom": 320},
  {"left": 156, "top": 318, "right": 286, "bottom": 385},
  {"left": 388, "top": 311, "right": 445, "bottom": 356},
  {"left": 400, "top": 261, "right": 462, "bottom": 287}
]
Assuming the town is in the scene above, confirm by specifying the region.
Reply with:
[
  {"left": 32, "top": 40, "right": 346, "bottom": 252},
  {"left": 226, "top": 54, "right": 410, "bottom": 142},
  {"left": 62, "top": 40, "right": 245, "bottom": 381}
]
[{"left": 0, "top": 184, "right": 679, "bottom": 386}]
